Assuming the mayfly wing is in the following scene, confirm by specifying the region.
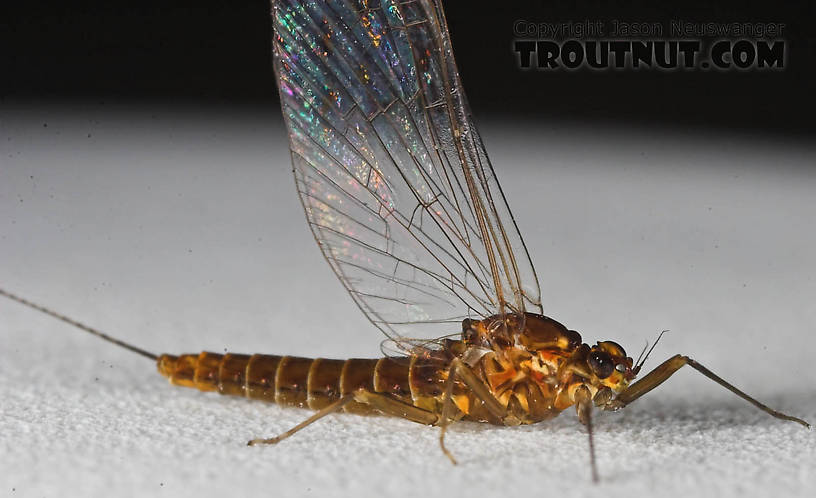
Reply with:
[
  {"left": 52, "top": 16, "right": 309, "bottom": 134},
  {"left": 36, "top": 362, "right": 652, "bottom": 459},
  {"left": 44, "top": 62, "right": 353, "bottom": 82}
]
[{"left": 272, "top": 0, "right": 542, "bottom": 345}]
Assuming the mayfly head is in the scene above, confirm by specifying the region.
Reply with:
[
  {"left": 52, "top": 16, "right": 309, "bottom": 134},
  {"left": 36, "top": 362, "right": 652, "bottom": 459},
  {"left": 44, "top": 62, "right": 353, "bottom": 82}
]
[{"left": 586, "top": 340, "right": 636, "bottom": 392}]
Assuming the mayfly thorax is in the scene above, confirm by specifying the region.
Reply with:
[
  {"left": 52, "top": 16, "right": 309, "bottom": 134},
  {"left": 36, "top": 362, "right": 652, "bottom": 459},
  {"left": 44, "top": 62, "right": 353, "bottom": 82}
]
[{"left": 0, "top": 0, "right": 809, "bottom": 483}]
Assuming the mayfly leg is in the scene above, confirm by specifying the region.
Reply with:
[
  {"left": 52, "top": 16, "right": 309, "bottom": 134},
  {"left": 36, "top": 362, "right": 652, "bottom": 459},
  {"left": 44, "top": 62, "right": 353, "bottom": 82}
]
[
  {"left": 448, "top": 358, "right": 512, "bottom": 422},
  {"left": 610, "top": 354, "right": 810, "bottom": 428},
  {"left": 437, "top": 358, "right": 520, "bottom": 465},
  {"left": 438, "top": 365, "right": 459, "bottom": 464},
  {"left": 248, "top": 390, "right": 439, "bottom": 446},
  {"left": 574, "top": 385, "right": 599, "bottom": 484},
  {"left": 247, "top": 394, "right": 356, "bottom": 446},
  {"left": 351, "top": 390, "right": 438, "bottom": 424},
  {"left": 437, "top": 359, "right": 467, "bottom": 465}
]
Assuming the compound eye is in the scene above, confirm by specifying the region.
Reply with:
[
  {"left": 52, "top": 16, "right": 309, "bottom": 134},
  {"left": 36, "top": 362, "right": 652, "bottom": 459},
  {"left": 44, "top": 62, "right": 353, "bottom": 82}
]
[
  {"left": 615, "top": 363, "right": 627, "bottom": 373},
  {"left": 598, "top": 340, "right": 627, "bottom": 358},
  {"left": 588, "top": 350, "right": 614, "bottom": 379}
]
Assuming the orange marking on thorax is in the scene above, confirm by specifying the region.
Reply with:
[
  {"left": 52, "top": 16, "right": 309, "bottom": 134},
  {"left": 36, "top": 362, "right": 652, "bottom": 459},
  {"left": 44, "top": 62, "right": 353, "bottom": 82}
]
[
  {"left": 488, "top": 367, "right": 517, "bottom": 391},
  {"left": 453, "top": 394, "right": 470, "bottom": 414}
]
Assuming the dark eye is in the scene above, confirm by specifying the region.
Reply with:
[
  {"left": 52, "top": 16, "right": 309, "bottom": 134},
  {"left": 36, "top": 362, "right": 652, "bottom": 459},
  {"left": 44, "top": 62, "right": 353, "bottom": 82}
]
[
  {"left": 599, "top": 340, "right": 627, "bottom": 358},
  {"left": 588, "top": 351, "right": 614, "bottom": 379}
]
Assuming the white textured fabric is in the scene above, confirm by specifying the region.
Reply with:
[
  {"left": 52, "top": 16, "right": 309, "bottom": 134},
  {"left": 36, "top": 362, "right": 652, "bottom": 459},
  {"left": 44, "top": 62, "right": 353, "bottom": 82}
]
[{"left": 2, "top": 104, "right": 814, "bottom": 497}]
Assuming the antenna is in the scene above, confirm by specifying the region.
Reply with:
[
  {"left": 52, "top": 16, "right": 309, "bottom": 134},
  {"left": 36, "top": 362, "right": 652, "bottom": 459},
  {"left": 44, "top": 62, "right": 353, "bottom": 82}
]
[
  {"left": 0, "top": 287, "right": 158, "bottom": 361},
  {"left": 633, "top": 339, "right": 650, "bottom": 371},
  {"left": 633, "top": 329, "right": 668, "bottom": 375}
]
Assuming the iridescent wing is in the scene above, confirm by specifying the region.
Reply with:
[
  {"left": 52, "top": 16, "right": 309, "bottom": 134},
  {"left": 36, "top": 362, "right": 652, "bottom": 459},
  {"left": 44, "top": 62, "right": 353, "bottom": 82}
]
[{"left": 273, "top": 0, "right": 542, "bottom": 343}]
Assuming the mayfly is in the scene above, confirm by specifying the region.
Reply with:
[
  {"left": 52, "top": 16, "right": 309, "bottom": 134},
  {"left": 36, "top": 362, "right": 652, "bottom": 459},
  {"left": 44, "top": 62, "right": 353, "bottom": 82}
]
[{"left": 1, "top": 0, "right": 809, "bottom": 482}]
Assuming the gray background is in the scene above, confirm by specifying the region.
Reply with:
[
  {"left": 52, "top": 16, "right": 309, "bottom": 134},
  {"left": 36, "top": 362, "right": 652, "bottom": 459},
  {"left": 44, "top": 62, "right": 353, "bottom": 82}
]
[{"left": 1, "top": 102, "right": 814, "bottom": 497}]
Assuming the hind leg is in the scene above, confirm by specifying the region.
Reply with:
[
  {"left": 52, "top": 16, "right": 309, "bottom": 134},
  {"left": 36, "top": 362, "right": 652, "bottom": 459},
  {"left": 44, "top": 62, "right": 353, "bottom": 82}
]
[{"left": 247, "top": 390, "right": 438, "bottom": 446}]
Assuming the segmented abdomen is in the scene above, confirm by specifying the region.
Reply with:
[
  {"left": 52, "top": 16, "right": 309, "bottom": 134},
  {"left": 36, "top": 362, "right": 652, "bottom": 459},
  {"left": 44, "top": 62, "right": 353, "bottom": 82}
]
[{"left": 156, "top": 352, "right": 445, "bottom": 415}]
